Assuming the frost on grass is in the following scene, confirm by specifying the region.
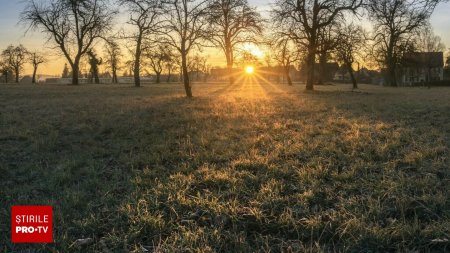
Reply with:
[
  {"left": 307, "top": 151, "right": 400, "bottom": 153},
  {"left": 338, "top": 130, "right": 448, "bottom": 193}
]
[{"left": 0, "top": 83, "right": 449, "bottom": 252}]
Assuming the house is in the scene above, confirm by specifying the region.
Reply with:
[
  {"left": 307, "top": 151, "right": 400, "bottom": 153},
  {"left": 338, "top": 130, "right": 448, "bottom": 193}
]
[
  {"left": 19, "top": 76, "right": 33, "bottom": 84},
  {"left": 401, "top": 52, "right": 444, "bottom": 86},
  {"left": 333, "top": 66, "right": 351, "bottom": 82}
]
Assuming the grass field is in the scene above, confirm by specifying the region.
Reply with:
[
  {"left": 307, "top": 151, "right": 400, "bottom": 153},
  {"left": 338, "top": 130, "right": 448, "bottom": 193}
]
[{"left": 1, "top": 82, "right": 449, "bottom": 252}]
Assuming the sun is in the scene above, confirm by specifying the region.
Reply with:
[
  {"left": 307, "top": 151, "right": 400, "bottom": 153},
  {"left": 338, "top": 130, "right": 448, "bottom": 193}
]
[{"left": 245, "top": 65, "right": 255, "bottom": 75}]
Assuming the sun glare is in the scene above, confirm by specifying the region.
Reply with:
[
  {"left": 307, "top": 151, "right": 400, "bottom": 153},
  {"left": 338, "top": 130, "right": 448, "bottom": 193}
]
[
  {"left": 245, "top": 66, "right": 255, "bottom": 75},
  {"left": 242, "top": 43, "right": 265, "bottom": 58}
]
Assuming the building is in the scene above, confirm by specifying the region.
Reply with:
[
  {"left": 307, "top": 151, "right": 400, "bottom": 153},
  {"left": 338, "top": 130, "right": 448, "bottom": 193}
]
[{"left": 401, "top": 52, "right": 444, "bottom": 86}]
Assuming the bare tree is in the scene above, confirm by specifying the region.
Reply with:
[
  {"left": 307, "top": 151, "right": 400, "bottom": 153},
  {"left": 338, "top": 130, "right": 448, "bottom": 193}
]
[
  {"left": 198, "top": 56, "right": 210, "bottom": 82},
  {"left": 124, "top": 58, "right": 136, "bottom": 78},
  {"left": 237, "top": 49, "right": 260, "bottom": 67},
  {"left": 21, "top": 0, "right": 115, "bottom": 85},
  {"left": 87, "top": 49, "right": 102, "bottom": 84},
  {"left": 0, "top": 61, "right": 12, "bottom": 83},
  {"left": 367, "top": 0, "right": 444, "bottom": 86},
  {"left": 161, "top": 0, "right": 208, "bottom": 98},
  {"left": 145, "top": 44, "right": 171, "bottom": 83},
  {"left": 62, "top": 63, "right": 70, "bottom": 78},
  {"left": 120, "top": 0, "right": 163, "bottom": 87},
  {"left": 29, "top": 51, "right": 46, "bottom": 84},
  {"left": 316, "top": 23, "right": 340, "bottom": 85},
  {"left": 206, "top": 0, "right": 262, "bottom": 84},
  {"left": 335, "top": 24, "right": 365, "bottom": 89},
  {"left": 270, "top": 36, "right": 301, "bottom": 86},
  {"left": 187, "top": 54, "right": 209, "bottom": 82},
  {"left": 273, "top": 0, "right": 362, "bottom": 90},
  {"left": 104, "top": 40, "right": 122, "bottom": 84},
  {"left": 1, "top": 45, "right": 28, "bottom": 83},
  {"left": 415, "top": 23, "right": 446, "bottom": 52},
  {"left": 164, "top": 51, "right": 178, "bottom": 82},
  {"left": 188, "top": 54, "right": 200, "bottom": 81}
]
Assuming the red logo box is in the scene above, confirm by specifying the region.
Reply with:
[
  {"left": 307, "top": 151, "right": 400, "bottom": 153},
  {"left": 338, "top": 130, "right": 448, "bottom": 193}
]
[{"left": 11, "top": 206, "right": 53, "bottom": 243}]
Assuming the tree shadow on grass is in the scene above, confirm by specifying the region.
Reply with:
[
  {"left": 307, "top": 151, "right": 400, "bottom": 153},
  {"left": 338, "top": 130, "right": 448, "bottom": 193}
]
[{"left": 1, "top": 84, "right": 449, "bottom": 252}]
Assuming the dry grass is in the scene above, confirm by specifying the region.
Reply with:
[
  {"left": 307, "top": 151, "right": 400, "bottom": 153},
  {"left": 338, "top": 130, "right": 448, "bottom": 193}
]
[{"left": 0, "top": 82, "right": 449, "bottom": 252}]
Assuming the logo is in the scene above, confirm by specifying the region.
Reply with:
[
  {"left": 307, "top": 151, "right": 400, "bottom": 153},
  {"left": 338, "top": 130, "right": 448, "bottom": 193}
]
[{"left": 11, "top": 206, "right": 53, "bottom": 243}]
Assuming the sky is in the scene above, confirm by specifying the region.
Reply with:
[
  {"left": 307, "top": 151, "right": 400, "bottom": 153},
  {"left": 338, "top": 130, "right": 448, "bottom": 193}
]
[{"left": 0, "top": 0, "right": 449, "bottom": 76}]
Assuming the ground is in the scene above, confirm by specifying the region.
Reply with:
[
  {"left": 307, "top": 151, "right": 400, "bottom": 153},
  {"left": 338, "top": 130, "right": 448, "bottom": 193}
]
[{"left": 0, "top": 82, "right": 449, "bottom": 252}]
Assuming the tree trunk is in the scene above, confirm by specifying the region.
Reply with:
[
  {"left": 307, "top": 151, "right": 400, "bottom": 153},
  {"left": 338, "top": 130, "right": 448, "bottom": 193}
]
[
  {"left": 167, "top": 68, "right": 172, "bottom": 83},
  {"left": 317, "top": 53, "right": 327, "bottom": 85},
  {"left": 227, "top": 64, "right": 234, "bottom": 84},
  {"left": 134, "top": 34, "right": 143, "bottom": 87},
  {"left": 156, "top": 72, "right": 161, "bottom": 84},
  {"left": 306, "top": 45, "right": 316, "bottom": 90},
  {"left": 112, "top": 67, "right": 118, "bottom": 84},
  {"left": 72, "top": 61, "right": 80, "bottom": 85},
  {"left": 386, "top": 41, "right": 397, "bottom": 87},
  {"left": 387, "top": 62, "right": 397, "bottom": 87},
  {"left": 225, "top": 43, "right": 234, "bottom": 85},
  {"left": 181, "top": 53, "right": 193, "bottom": 98},
  {"left": 285, "top": 66, "right": 293, "bottom": 86},
  {"left": 15, "top": 67, "right": 19, "bottom": 83},
  {"left": 94, "top": 69, "right": 100, "bottom": 84},
  {"left": 347, "top": 62, "right": 357, "bottom": 89},
  {"left": 32, "top": 66, "right": 38, "bottom": 84}
]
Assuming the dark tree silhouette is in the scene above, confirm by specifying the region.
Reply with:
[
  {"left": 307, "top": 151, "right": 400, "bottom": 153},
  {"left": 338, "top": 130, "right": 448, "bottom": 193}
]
[
  {"left": 164, "top": 52, "right": 178, "bottom": 83},
  {"left": 270, "top": 36, "right": 301, "bottom": 86},
  {"left": 238, "top": 50, "right": 259, "bottom": 67},
  {"left": 120, "top": 0, "right": 163, "bottom": 87},
  {"left": 335, "top": 24, "right": 365, "bottom": 89},
  {"left": 21, "top": 0, "right": 115, "bottom": 85},
  {"left": 1, "top": 45, "right": 28, "bottom": 83},
  {"left": 61, "top": 63, "right": 70, "bottom": 78},
  {"left": 104, "top": 40, "right": 122, "bottom": 84},
  {"left": 415, "top": 23, "right": 446, "bottom": 52},
  {"left": 206, "top": 0, "right": 262, "bottom": 84},
  {"left": 124, "top": 58, "right": 136, "bottom": 79},
  {"left": 187, "top": 54, "right": 208, "bottom": 82},
  {"left": 0, "top": 61, "right": 12, "bottom": 83},
  {"left": 273, "top": 0, "right": 362, "bottom": 90},
  {"left": 145, "top": 44, "right": 171, "bottom": 84},
  {"left": 367, "top": 0, "right": 444, "bottom": 86},
  {"left": 197, "top": 56, "right": 210, "bottom": 82},
  {"left": 29, "top": 51, "right": 46, "bottom": 84},
  {"left": 87, "top": 50, "right": 102, "bottom": 84},
  {"left": 316, "top": 24, "right": 340, "bottom": 85},
  {"left": 161, "top": 0, "right": 208, "bottom": 98}
]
